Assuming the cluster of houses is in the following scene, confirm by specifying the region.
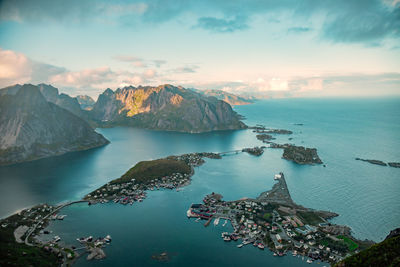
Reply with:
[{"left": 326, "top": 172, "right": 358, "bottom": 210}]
[
  {"left": 190, "top": 195, "right": 349, "bottom": 264},
  {"left": 172, "top": 152, "right": 221, "bottom": 167},
  {"left": 86, "top": 152, "right": 222, "bottom": 205}
]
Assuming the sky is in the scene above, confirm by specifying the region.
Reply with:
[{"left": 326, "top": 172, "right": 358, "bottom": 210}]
[{"left": 0, "top": 0, "right": 399, "bottom": 98}]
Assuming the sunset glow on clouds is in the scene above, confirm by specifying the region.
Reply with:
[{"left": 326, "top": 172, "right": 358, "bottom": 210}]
[{"left": 0, "top": 0, "right": 399, "bottom": 98}]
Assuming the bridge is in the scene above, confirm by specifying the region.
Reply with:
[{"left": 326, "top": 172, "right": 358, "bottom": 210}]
[{"left": 24, "top": 200, "right": 89, "bottom": 246}]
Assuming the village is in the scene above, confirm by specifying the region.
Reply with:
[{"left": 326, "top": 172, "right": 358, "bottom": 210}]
[
  {"left": 187, "top": 173, "right": 370, "bottom": 265},
  {"left": 84, "top": 152, "right": 222, "bottom": 205}
]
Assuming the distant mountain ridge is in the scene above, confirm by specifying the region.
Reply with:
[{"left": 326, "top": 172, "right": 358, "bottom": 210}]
[
  {"left": 196, "top": 89, "right": 254, "bottom": 105},
  {"left": 89, "top": 84, "right": 247, "bottom": 133},
  {"left": 0, "top": 84, "right": 109, "bottom": 166},
  {"left": 76, "top": 95, "right": 95, "bottom": 110}
]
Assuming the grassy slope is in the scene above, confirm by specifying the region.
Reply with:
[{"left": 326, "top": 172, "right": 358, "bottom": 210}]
[
  {"left": 112, "top": 158, "right": 191, "bottom": 185},
  {"left": 336, "top": 236, "right": 400, "bottom": 267},
  {"left": 0, "top": 219, "right": 61, "bottom": 266}
]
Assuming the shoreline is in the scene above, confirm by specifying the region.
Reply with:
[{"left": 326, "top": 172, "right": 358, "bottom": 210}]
[{"left": 0, "top": 147, "right": 374, "bottom": 266}]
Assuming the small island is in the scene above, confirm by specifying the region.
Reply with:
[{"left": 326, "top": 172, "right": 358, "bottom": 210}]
[
  {"left": 242, "top": 147, "right": 265, "bottom": 156},
  {"left": 282, "top": 145, "right": 323, "bottom": 165},
  {"left": 250, "top": 125, "right": 293, "bottom": 135},
  {"left": 355, "top": 158, "right": 387, "bottom": 166},
  {"left": 355, "top": 158, "right": 400, "bottom": 168}
]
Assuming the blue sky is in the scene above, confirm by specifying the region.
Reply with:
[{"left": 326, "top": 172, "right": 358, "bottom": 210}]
[{"left": 0, "top": 0, "right": 399, "bottom": 98}]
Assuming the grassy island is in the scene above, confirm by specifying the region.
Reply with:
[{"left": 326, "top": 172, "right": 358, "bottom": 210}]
[{"left": 113, "top": 158, "right": 191, "bottom": 185}]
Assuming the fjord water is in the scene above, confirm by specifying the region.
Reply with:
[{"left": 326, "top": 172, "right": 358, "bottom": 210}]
[{"left": 1, "top": 98, "right": 399, "bottom": 266}]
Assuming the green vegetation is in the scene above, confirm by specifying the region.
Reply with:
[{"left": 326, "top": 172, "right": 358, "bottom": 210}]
[
  {"left": 112, "top": 158, "right": 191, "bottom": 185},
  {"left": 298, "top": 211, "right": 324, "bottom": 225},
  {"left": 263, "top": 213, "right": 272, "bottom": 220},
  {"left": 319, "top": 237, "right": 348, "bottom": 253},
  {"left": 335, "top": 236, "right": 400, "bottom": 267},
  {"left": 337, "top": 235, "right": 359, "bottom": 252},
  {"left": 0, "top": 225, "right": 61, "bottom": 267}
]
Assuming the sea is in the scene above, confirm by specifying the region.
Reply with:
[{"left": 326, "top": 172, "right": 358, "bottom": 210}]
[{"left": 0, "top": 98, "right": 399, "bottom": 266}]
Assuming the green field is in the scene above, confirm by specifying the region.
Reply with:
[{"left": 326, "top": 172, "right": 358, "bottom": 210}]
[{"left": 337, "top": 235, "right": 359, "bottom": 252}]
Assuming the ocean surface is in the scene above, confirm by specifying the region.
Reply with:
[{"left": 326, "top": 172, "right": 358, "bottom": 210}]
[{"left": 1, "top": 98, "right": 399, "bottom": 266}]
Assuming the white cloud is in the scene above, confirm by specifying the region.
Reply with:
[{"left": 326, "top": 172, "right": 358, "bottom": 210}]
[
  {"left": 0, "top": 48, "right": 32, "bottom": 87},
  {"left": 49, "top": 66, "right": 114, "bottom": 88},
  {"left": 298, "top": 78, "right": 324, "bottom": 92},
  {"left": 143, "top": 69, "right": 156, "bottom": 78}
]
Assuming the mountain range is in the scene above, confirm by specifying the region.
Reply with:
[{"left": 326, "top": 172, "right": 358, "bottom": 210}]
[
  {"left": 89, "top": 84, "right": 247, "bottom": 133},
  {"left": 195, "top": 89, "right": 254, "bottom": 106},
  {"left": 0, "top": 83, "right": 247, "bottom": 165}
]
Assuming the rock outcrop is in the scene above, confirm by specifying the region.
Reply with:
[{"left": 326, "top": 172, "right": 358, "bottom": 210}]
[
  {"left": 0, "top": 84, "right": 109, "bottom": 166},
  {"left": 89, "top": 84, "right": 247, "bottom": 133},
  {"left": 37, "top": 83, "right": 83, "bottom": 117}
]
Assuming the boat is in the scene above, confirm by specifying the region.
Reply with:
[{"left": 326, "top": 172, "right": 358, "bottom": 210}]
[
  {"left": 258, "top": 243, "right": 265, "bottom": 250},
  {"left": 186, "top": 209, "right": 193, "bottom": 218},
  {"left": 104, "top": 235, "right": 112, "bottom": 242},
  {"left": 237, "top": 244, "right": 243, "bottom": 248},
  {"left": 57, "top": 215, "right": 66, "bottom": 220},
  {"left": 307, "top": 259, "right": 313, "bottom": 264},
  {"left": 222, "top": 220, "right": 227, "bottom": 227},
  {"left": 214, "top": 218, "right": 220, "bottom": 226},
  {"left": 195, "top": 218, "right": 200, "bottom": 222},
  {"left": 223, "top": 236, "right": 231, "bottom": 242},
  {"left": 273, "top": 253, "right": 277, "bottom": 256},
  {"left": 53, "top": 236, "right": 61, "bottom": 242}
]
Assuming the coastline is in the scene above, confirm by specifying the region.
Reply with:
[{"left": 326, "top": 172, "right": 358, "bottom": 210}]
[{"left": 0, "top": 146, "right": 371, "bottom": 266}]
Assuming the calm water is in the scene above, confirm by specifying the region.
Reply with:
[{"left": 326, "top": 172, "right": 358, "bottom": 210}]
[{"left": 1, "top": 98, "right": 399, "bottom": 266}]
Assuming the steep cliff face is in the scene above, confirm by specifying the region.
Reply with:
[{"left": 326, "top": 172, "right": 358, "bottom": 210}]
[
  {"left": 90, "top": 84, "right": 247, "bottom": 132},
  {"left": 0, "top": 84, "right": 109, "bottom": 166},
  {"left": 37, "top": 84, "right": 83, "bottom": 117}
]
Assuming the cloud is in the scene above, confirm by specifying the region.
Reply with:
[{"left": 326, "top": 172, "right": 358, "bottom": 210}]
[
  {"left": 287, "top": 27, "right": 312, "bottom": 34},
  {"left": 196, "top": 16, "right": 248, "bottom": 33},
  {"left": 321, "top": 1, "right": 400, "bottom": 44},
  {"left": 143, "top": 69, "right": 156, "bottom": 78},
  {"left": 152, "top": 60, "right": 167, "bottom": 67},
  {"left": 113, "top": 55, "right": 166, "bottom": 68},
  {"left": 0, "top": 48, "right": 65, "bottom": 88},
  {"left": 185, "top": 72, "right": 400, "bottom": 98},
  {"left": 0, "top": 48, "right": 31, "bottom": 86},
  {"left": 171, "top": 65, "right": 199, "bottom": 73},
  {"left": 1, "top": 0, "right": 399, "bottom": 44},
  {"left": 49, "top": 67, "right": 115, "bottom": 88},
  {"left": 0, "top": 48, "right": 165, "bottom": 97}
]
